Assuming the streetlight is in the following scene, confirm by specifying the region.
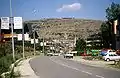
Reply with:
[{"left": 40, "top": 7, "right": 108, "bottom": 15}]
[
  {"left": 10, "top": 0, "right": 15, "bottom": 61},
  {"left": 32, "top": 25, "right": 40, "bottom": 56},
  {"left": 33, "top": 29, "right": 36, "bottom": 56}
]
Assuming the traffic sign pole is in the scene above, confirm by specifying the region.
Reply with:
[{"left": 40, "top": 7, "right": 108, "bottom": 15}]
[
  {"left": 22, "top": 24, "right": 25, "bottom": 58},
  {"left": 10, "top": 0, "right": 15, "bottom": 61}
]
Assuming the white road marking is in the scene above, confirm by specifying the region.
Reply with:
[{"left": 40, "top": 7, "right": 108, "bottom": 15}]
[
  {"left": 96, "top": 75, "right": 104, "bottom": 78},
  {"left": 50, "top": 57, "right": 105, "bottom": 78},
  {"left": 81, "top": 71, "right": 92, "bottom": 75}
]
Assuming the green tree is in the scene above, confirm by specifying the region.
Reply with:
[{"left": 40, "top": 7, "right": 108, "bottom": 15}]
[
  {"left": 100, "top": 22, "right": 112, "bottom": 48},
  {"left": 100, "top": 2, "right": 120, "bottom": 49},
  {"left": 106, "top": 2, "right": 120, "bottom": 21},
  {"left": 75, "top": 38, "right": 86, "bottom": 51}
]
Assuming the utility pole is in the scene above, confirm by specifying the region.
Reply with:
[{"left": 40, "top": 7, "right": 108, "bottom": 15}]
[
  {"left": 10, "top": 0, "right": 15, "bottom": 61},
  {"left": 34, "top": 30, "right": 36, "bottom": 56},
  {"left": 43, "top": 36, "right": 45, "bottom": 55},
  {"left": 22, "top": 24, "right": 25, "bottom": 58}
]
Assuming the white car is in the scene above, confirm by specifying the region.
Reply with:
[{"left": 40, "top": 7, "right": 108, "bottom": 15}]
[
  {"left": 54, "top": 53, "right": 60, "bottom": 56},
  {"left": 103, "top": 53, "right": 120, "bottom": 61},
  {"left": 64, "top": 53, "right": 73, "bottom": 59},
  {"left": 47, "top": 53, "right": 53, "bottom": 56}
]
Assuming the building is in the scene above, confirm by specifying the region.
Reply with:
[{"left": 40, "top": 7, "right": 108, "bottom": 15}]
[
  {"left": 86, "top": 33, "right": 102, "bottom": 49},
  {"left": 112, "top": 16, "right": 120, "bottom": 50}
]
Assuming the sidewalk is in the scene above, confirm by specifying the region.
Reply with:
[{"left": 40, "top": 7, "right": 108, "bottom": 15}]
[{"left": 14, "top": 58, "right": 39, "bottom": 78}]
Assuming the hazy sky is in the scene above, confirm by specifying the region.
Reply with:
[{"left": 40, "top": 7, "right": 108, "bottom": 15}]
[{"left": 0, "top": 0, "right": 120, "bottom": 20}]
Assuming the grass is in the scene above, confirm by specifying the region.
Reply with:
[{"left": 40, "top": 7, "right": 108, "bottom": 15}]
[
  {"left": 83, "top": 56, "right": 120, "bottom": 69},
  {"left": 83, "top": 56, "right": 103, "bottom": 61},
  {"left": 0, "top": 54, "right": 23, "bottom": 78},
  {"left": 108, "top": 61, "right": 120, "bottom": 69}
]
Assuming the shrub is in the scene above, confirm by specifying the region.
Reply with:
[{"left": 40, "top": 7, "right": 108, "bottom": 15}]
[
  {"left": 0, "top": 55, "right": 13, "bottom": 75},
  {"left": 83, "top": 56, "right": 103, "bottom": 60}
]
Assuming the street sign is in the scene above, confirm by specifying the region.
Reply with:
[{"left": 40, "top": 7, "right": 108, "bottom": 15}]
[
  {"left": 40, "top": 42, "right": 43, "bottom": 46},
  {"left": 40, "top": 42, "right": 46, "bottom": 46},
  {"left": 35, "top": 39, "right": 38, "bottom": 43},
  {"left": 24, "top": 34, "right": 29, "bottom": 41},
  {"left": 14, "top": 17, "right": 22, "bottom": 29},
  {"left": 44, "top": 42, "right": 46, "bottom": 46},
  {"left": 31, "top": 39, "right": 34, "bottom": 44},
  {"left": 1, "top": 17, "right": 9, "bottom": 29},
  {"left": 17, "top": 34, "right": 22, "bottom": 41}
]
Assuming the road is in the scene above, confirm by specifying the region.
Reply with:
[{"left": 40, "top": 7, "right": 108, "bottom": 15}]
[{"left": 30, "top": 56, "right": 120, "bottom": 78}]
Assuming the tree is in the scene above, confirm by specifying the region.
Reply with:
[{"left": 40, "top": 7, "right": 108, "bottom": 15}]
[
  {"left": 100, "top": 22, "right": 112, "bottom": 48},
  {"left": 24, "top": 23, "right": 29, "bottom": 33},
  {"left": 106, "top": 2, "right": 120, "bottom": 21},
  {"left": 75, "top": 38, "right": 86, "bottom": 51},
  {"left": 100, "top": 2, "right": 120, "bottom": 49}
]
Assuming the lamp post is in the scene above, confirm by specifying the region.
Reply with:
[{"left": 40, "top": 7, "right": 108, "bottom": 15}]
[
  {"left": 10, "top": 0, "right": 15, "bottom": 61},
  {"left": 33, "top": 29, "right": 36, "bottom": 56},
  {"left": 22, "top": 24, "right": 25, "bottom": 58},
  {"left": 33, "top": 27, "right": 39, "bottom": 56}
]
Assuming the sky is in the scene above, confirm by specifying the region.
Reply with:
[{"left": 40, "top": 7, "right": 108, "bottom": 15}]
[{"left": 0, "top": 0, "right": 120, "bottom": 21}]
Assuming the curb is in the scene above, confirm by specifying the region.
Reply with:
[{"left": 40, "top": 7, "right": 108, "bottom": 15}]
[{"left": 18, "top": 57, "right": 40, "bottom": 78}]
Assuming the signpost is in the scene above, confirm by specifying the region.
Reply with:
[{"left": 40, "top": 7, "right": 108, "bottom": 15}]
[
  {"left": 1, "top": 17, "right": 9, "bottom": 29},
  {"left": 17, "top": 34, "right": 22, "bottom": 41},
  {"left": 14, "top": 17, "right": 23, "bottom": 29},
  {"left": 31, "top": 39, "right": 34, "bottom": 44},
  {"left": 24, "top": 33, "right": 29, "bottom": 41}
]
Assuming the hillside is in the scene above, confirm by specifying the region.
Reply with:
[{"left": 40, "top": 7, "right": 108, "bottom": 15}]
[{"left": 25, "top": 18, "right": 103, "bottom": 40}]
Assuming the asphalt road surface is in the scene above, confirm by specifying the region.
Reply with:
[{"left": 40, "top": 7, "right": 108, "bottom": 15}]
[{"left": 30, "top": 56, "right": 120, "bottom": 78}]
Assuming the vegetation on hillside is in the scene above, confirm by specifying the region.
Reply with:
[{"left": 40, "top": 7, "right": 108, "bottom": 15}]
[{"left": 25, "top": 18, "right": 102, "bottom": 39}]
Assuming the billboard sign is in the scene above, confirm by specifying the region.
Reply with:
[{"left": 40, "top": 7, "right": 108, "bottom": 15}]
[
  {"left": 14, "top": 17, "right": 22, "bottom": 29},
  {"left": 1, "top": 17, "right": 9, "bottom": 29}
]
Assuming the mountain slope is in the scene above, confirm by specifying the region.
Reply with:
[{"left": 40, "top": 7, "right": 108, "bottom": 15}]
[{"left": 26, "top": 18, "right": 103, "bottom": 40}]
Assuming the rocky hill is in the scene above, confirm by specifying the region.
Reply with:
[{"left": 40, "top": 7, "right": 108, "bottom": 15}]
[{"left": 25, "top": 18, "right": 103, "bottom": 40}]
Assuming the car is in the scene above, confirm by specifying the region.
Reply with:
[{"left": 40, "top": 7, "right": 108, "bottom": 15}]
[
  {"left": 47, "top": 52, "right": 53, "bottom": 56},
  {"left": 64, "top": 53, "right": 73, "bottom": 59},
  {"left": 54, "top": 53, "right": 60, "bottom": 56},
  {"left": 100, "top": 49, "right": 116, "bottom": 56},
  {"left": 116, "top": 50, "right": 120, "bottom": 55},
  {"left": 103, "top": 53, "right": 120, "bottom": 61}
]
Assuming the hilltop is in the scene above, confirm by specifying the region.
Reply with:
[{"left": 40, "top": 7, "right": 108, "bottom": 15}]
[{"left": 25, "top": 18, "right": 103, "bottom": 40}]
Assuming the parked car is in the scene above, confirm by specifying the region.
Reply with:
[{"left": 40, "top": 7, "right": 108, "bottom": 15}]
[
  {"left": 116, "top": 50, "right": 120, "bottom": 55},
  {"left": 54, "top": 53, "right": 60, "bottom": 56},
  {"left": 64, "top": 53, "right": 73, "bottom": 59},
  {"left": 47, "top": 52, "right": 53, "bottom": 56},
  {"left": 103, "top": 52, "right": 120, "bottom": 61},
  {"left": 100, "top": 49, "right": 116, "bottom": 56}
]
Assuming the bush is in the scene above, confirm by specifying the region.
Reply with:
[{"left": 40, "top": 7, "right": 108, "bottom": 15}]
[
  {"left": 114, "top": 60, "right": 120, "bottom": 68},
  {"left": 83, "top": 56, "right": 103, "bottom": 60},
  {"left": 0, "top": 41, "right": 34, "bottom": 77},
  {"left": 0, "top": 42, "right": 12, "bottom": 57},
  {"left": 0, "top": 55, "right": 14, "bottom": 75}
]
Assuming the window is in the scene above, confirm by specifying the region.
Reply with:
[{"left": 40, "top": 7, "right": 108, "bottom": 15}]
[{"left": 109, "top": 54, "right": 113, "bottom": 56}]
